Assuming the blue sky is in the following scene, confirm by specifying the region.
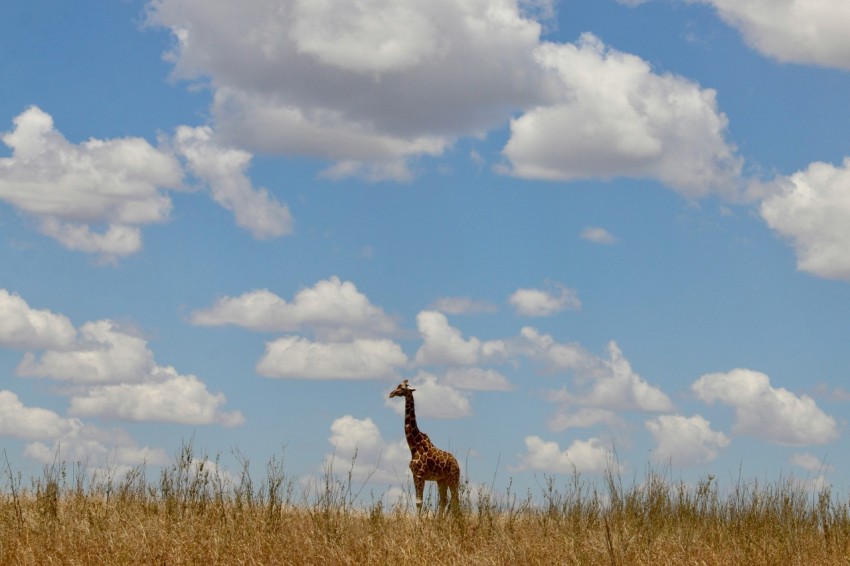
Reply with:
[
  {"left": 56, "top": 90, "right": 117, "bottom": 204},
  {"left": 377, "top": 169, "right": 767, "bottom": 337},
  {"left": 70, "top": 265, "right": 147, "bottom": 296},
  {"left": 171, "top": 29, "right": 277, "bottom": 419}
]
[{"left": 2, "top": 0, "right": 850, "bottom": 501}]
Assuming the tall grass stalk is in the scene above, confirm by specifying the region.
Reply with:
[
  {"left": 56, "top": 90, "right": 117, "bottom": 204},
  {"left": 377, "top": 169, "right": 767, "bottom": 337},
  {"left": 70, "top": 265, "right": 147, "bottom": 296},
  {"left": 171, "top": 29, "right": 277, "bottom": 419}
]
[{"left": 0, "top": 442, "right": 847, "bottom": 564}]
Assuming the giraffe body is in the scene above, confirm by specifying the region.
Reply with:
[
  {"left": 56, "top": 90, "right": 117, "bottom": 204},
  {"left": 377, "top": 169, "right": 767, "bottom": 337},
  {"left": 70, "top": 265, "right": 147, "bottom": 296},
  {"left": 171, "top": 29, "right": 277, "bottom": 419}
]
[{"left": 389, "top": 380, "right": 460, "bottom": 514}]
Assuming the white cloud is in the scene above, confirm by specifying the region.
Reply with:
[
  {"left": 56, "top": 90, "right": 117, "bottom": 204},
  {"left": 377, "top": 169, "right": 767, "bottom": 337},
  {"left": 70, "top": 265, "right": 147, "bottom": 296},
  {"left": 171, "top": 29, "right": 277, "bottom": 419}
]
[
  {"left": 0, "top": 106, "right": 182, "bottom": 258},
  {"left": 0, "top": 289, "right": 76, "bottom": 350},
  {"left": 443, "top": 367, "right": 513, "bottom": 391},
  {"left": 516, "top": 435, "right": 614, "bottom": 474},
  {"left": 514, "top": 327, "right": 593, "bottom": 372},
  {"left": 319, "top": 157, "right": 416, "bottom": 183},
  {"left": 385, "top": 373, "right": 472, "bottom": 419},
  {"left": 191, "top": 277, "right": 398, "bottom": 340},
  {"left": 23, "top": 423, "right": 168, "bottom": 468},
  {"left": 509, "top": 282, "right": 580, "bottom": 317},
  {"left": 68, "top": 369, "right": 245, "bottom": 427},
  {"left": 38, "top": 219, "right": 144, "bottom": 259},
  {"left": 694, "top": 0, "right": 850, "bottom": 70},
  {"left": 323, "top": 415, "right": 410, "bottom": 485},
  {"left": 692, "top": 369, "right": 838, "bottom": 446},
  {"left": 548, "top": 408, "right": 626, "bottom": 431},
  {"left": 289, "top": 0, "right": 440, "bottom": 74},
  {"left": 758, "top": 158, "right": 850, "bottom": 281},
  {"left": 549, "top": 341, "right": 674, "bottom": 413},
  {"left": 328, "top": 415, "right": 387, "bottom": 455},
  {"left": 645, "top": 414, "right": 729, "bottom": 467},
  {"left": 0, "top": 295, "right": 235, "bottom": 465},
  {"left": 148, "top": 0, "right": 546, "bottom": 174},
  {"left": 812, "top": 383, "right": 850, "bottom": 403},
  {"left": 579, "top": 342, "right": 671, "bottom": 411},
  {"left": 414, "top": 310, "right": 507, "bottom": 366},
  {"left": 430, "top": 296, "right": 498, "bottom": 315},
  {"left": 581, "top": 226, "right": 617, "bottom": 245},
  {"left": 148, "top": 1, "right": 742, "bottom": 192},
  {"left": 18, "top": 320, "right": 156, "bottom": 384},
  {"left": 0, "top": 390, "right": 167, "bottom": 468},
  {"left": 173, "top": 125, "right": 293, "bottom": 239},
  {"left": 414, "top": 311, "right": 479, "bottom": 366},
  {"left": 519, "top": 0, "right": 557, "bottom": 23},
  {"left": 0, "top": 390, "right": 82, "bottom": 440},
  {"left": 789, "top": 452, "right": 832, "bottom": 474},
  {"left": 15, "top": 318, "right": 243, "bottom": 426},
  {"left": 257, "top": 336, "right": 407, "bottom": 380},
  {"left": 520, "top": 330, "right": 673, "bottom": 414},
  {"left": 502, "top": 33, "right": 741, "bottom": 198}
]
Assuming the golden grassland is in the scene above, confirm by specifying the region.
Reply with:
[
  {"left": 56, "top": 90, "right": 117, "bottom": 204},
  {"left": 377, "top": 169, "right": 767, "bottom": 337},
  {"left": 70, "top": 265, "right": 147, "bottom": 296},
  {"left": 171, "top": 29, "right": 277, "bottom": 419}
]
[{"left": 1, "top": 445, "right": 849, "bottom": 565}]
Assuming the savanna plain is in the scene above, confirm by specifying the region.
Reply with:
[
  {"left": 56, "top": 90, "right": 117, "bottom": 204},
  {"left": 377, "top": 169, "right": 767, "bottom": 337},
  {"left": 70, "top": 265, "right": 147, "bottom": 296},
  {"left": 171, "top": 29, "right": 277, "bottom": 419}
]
[{"left": 1, "top": 444, "right": 848, "bottom": 565}]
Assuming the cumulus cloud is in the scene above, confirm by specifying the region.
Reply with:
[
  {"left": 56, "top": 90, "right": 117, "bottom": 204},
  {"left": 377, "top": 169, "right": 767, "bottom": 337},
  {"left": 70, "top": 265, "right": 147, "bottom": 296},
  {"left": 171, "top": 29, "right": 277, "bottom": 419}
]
[
  {"left": 385, "top": 373, "right": 472, "bottom": 419},
  {"left": 18, "top": 320, "right": 156, "bottom": 383},
  {"left": 758, "top": 158, "right": 850, "bottom": 281},
  {"left": 692, "top": 369, "right": 838, "bottom": 445},
  {"left": 23, "top": 423, "right": 168, "bottom": 468},
  {"left": 0, "top": 293, "right": 236, "bottom": 466},
  {"left": 581, "top": 226, "right": 617, "bottom": 245},
  {"left": 0, "top": 390, "right": 82, "bottom": 440},
  {"left": 513, "top": 327, "right": 593, "bottom": 372},
  {"left": 68, "top": 370, "right": 245, "bottom": 427},
  {"left": 693, "top": 0, "right": 850, "bottom": 70},
  {"left": 414, "top": 311, "right": 507, "bottom": 366},
  {"left": 518, "top": 329, "right": 673, "bottom": 413},
  {"left": 812, "top": 383, "right": 850, "bottom": 403},
  {"left": 645, "top": 414, "right": 729, "bottom": 467},
  {"left": 509, "top": 282, "right": 580, "bottom": 317},
  {"left": 38, "top": 220, "right": 144, "bottom": 259},
  {"left": 289, "top": 1, "right": 441, "bottom": 74},
  {"left": 548, "top": 408, "right": 626, "bottom": 431},
  {"left": 195, "top": 277, "right": 407, "bottom": 381},
  {"left": 429, "top": 296, "right": 498, "bottom": 315},
  {"left": 443, "top": 367, "right": 514, "bottom": 391},
  {"left": 0, "top": 390, "right": 167, "bottom": 468},
  {"left": 560, "top": 342, "right": 673, "bottom": 411},
  {"left": 0, "top": 289, "right": 76, "bottom": 350},
  {"left": 148, "top": 1, "right": 740, "bottom": 191},
  {"left": 148, "top": 0, "right": 546, "bottom": 176},
  {"left": 191, "top": 276, "right": 398, "bottom": 340},
  {"left": 624, "top": 1, "right": 850, "bottom": 70},
  {"left": 519, "top": 0, "right": 557, "bottom": 23},
  {"left": 173, "top": 125, "right": 293, "bottom": 239},
  {"left": 548, "top": 341, "right": 673, "bottom": 413},
  {"left": 516, "top": 435, "right": 614, "bottom": 474},
  {"left": 257, "top": 336, "right": 407, "bottom": 380},
  {"left": 0, "top": 106, "right": 182, "bottom": 258},
  {"left": 319, "top": 158, "right": 417, "bottom": 183},
  {"left": 502, "top": 33, "right": 741, "bottom": 198},
  {"left": 15, "top": 317, "right": 242, "bottom": 427},
  {"left": 789, "top": 452, "right": 832, "bottom": 474},
  {"left": 323, "top": 415, "right": 410, "bottom": 486}
]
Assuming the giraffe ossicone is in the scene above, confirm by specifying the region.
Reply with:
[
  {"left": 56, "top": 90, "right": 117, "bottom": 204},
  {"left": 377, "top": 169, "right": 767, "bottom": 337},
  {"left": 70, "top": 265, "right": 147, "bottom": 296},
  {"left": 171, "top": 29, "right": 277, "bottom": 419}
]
[{"left": 389, "top": 379, "right": 460, "bottom": 515}]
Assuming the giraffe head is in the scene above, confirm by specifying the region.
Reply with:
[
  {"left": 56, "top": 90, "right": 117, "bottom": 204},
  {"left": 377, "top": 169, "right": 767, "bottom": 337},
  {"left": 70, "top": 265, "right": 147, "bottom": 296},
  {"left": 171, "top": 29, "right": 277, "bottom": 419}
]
[{"left": 388, "top": 379, "right": 415, "bottom": 399}]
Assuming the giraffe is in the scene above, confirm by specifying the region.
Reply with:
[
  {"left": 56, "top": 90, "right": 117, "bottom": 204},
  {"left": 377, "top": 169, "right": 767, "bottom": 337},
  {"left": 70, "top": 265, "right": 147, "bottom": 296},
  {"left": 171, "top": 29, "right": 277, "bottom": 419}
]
[{"left": 389, "top": 379, "right": 460, "bottom": 515}]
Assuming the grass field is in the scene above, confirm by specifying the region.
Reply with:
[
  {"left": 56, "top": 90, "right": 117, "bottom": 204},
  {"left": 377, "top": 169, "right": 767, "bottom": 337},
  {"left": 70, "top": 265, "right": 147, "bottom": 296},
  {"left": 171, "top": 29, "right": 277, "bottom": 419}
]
[{"left": 1, "top": 444, "right": 848, "bottom": 565}]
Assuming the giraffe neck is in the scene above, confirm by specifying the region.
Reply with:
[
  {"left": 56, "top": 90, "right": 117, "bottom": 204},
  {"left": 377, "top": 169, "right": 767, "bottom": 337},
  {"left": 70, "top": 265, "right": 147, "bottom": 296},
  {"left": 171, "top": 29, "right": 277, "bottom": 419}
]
[{"left": 403, "top": 393, "right": 424, "bottom": 454}]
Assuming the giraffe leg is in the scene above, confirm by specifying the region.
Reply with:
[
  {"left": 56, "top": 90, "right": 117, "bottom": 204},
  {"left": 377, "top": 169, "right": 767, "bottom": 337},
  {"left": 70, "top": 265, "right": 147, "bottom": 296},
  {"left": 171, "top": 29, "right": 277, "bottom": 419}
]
[
  {"left": 438, "top": 481, "right": 448, "bottom": 515},
  {"left": 449, "top": 481, "right": 460, "bottom": 515},
  {"left": 413, "top": 476, "right": 425, "bottom": 515}
]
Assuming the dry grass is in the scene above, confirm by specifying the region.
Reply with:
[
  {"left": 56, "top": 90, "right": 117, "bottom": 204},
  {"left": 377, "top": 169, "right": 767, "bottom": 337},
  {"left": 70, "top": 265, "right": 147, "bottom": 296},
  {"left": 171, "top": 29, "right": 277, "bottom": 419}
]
[{"left": 1, "top": 445, "right": 849, "bottom": 565}]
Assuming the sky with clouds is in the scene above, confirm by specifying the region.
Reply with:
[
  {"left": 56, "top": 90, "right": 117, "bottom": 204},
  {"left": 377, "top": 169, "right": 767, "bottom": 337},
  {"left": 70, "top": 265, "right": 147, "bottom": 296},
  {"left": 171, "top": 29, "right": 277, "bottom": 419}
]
[{"left": 1, "top": 0, "right": 849, "bottom": 498}]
